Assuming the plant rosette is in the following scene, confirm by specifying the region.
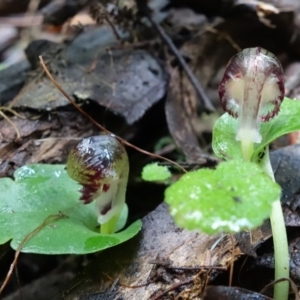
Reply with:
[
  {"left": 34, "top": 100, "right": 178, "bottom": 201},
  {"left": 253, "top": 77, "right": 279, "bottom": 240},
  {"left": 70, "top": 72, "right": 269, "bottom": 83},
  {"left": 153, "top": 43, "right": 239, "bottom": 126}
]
[
  {"left": 143, "top": 47, "right": 297, "bottom": 300},
  {"left": 214, "top": 47, "right": 291, "bottom": 300},
  {"left": 0, "top": 136, "right": 141, "bottom": 255}
]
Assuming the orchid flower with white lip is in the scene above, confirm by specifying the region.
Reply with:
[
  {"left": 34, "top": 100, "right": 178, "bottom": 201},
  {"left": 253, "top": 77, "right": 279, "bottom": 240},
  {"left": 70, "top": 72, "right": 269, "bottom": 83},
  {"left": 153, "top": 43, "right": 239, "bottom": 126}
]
[
  {"left": 218, "top": 47, "right": 285, "bottom": 160},
  {"left": 66, "top": 135, "right": 129, "bottom": 234}
]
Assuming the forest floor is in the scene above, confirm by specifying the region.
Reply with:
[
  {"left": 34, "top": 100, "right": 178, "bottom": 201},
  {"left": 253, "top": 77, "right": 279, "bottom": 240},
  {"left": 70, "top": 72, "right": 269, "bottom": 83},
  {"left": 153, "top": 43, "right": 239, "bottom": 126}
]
[{"left": 1, "top": 0, "right": 300, "bottom": 299}]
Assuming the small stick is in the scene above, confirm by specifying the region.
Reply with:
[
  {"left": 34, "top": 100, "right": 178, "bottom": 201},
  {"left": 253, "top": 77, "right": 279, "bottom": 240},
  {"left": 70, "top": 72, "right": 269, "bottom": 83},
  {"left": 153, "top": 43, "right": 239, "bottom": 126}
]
[
  {"left": 104, "top": 15, "right": 121, "bottom": 41},
  {"left": 260, "top": 277, "right": 299, "bottom": 300},
  {"left": 147, "top": 17, "right": 215, "bottom": 113},
  {"left": 103, "top": 273, "right": 151, "bottom": 289},
  {"left": 148, "top": 261, "right": 227, "bottom": 271},
  {"left": 21, "top": 0, "right": 42, "bottom": 42},
  {"left": 228, "top": 233, "right": 235, "bottom": 287},
  {"left": 39, "top": 56, "right": 187, "bottom": 173},
  {"left": 206, "top": 26, "right": 241, "bottom": 52},
  {"left": 0, "top": 107, "right": 25, "bottom": 119},
  {"left": 151, "top": 278, "right": 194, "bottom": 300},
  {"left": 0, "top": 213, "right": 65, "bottom": 295},
  {"left": 0, "top": 110, "right": 21, "bottom": 139},
  {"left": 0, "top": 15, "right": 43, "bottom": 27}
]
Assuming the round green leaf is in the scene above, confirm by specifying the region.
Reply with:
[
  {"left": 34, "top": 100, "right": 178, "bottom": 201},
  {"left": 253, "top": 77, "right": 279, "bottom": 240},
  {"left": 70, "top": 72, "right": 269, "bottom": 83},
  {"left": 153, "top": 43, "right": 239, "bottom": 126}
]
[
  {"left": 142, "top": 163, "right": 171, "bottom": 181},
  {"left": 0, "top": 164, "right": 141, "bottom": 254},
  {"left": 212, "top": 98, "right": 300, "bottom": 161},
  {"left": 165, "top": 160, "right": 280, "bottom": 234}
]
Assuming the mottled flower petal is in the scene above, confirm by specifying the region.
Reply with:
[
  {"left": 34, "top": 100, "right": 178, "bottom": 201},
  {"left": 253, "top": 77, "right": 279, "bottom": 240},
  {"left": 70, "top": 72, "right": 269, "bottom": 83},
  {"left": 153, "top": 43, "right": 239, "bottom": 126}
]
[
  {"left": 218, "top": 47, "right": 284, "bottom": 143},
  {"left": 66, "top": 135, "right": 129, "bottom": 224}
]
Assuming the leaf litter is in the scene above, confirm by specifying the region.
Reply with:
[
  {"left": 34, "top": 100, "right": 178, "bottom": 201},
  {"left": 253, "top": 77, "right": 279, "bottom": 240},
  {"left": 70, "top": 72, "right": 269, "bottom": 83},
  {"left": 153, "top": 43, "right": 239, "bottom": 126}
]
[{"left": 2, "top": 0, "right": 300, "bottom": 299}]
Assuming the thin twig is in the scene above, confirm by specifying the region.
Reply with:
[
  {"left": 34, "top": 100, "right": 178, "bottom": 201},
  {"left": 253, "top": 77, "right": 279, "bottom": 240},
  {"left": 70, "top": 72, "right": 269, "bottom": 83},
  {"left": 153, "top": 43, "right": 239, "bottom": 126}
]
[
  {"left": 229, "top": 233, "right": 235, "bottom": 287},
  {"left": 0, "top": 213, "right": 66, "bottom": 295},
  {"left": 146, "top": 17, "right": 215, "bottom": 113},
  {"left": 21, "top": 0, "right": 42, "bottom": 42},
  {"left": 0, "top": 107, "right": 25, "bottom": 119},
  {"left": 39, "top": 56, "right": 187, "bottom": 173},
  {"left": 0, "top": 110, "right": 21, "bottom": 139},
  {"left": 34, "top": 137, "right": 82, "bottom": 143},
  {"left": 148, "top": 262, "right": 227, "bottom": 271},
  {"left": 206, "top": 26, "right": 241, "bottom": 52},
  {"left": 0, "top": 15, "right": 43, "bottom": 27},
  {"left": 151, "top": 278, "right": 194, "bottom": 300},
  {"left": 260, "top": 277, "right": 300, "bottom": 300},
  {"left": 104, "top": 15, "right": 122, "bottom": 41},
  {"left": 103, "top": 273, "right": 152, "bottom": 289}
]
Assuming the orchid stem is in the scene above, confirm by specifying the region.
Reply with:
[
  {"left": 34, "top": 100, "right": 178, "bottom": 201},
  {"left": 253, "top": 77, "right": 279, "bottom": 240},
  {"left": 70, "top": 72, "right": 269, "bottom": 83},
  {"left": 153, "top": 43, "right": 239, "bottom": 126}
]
[
  {"left": 100, "top": 212, "right": 120, "bottom": 234},
  {"left": 240, "top": 140, "right": 289, "bottom": 299},
  {"left": 259, "top": 148, "right": 289, "bottom": 300},
  {"left": 241, "top": 138, "right": 254, "bottom": 162}
]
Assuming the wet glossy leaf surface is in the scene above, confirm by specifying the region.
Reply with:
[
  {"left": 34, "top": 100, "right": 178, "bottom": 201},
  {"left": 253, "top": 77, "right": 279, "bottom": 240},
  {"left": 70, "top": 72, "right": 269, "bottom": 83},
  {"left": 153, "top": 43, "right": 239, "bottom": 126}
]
[
  {"left": 0, "top": 164, "right": 141, "bottom": 254},
  {"left": 141, "top": 163, "right": 171, "bottom": 182},
  {"left": 236, "top": 144, "right": 300, "bottom": 255},
  {"left": 165, "top": 160, "right": 280, "bottom": 234},
  {"left": 212, "top": 98, "right": 300, "bottom": 161}
]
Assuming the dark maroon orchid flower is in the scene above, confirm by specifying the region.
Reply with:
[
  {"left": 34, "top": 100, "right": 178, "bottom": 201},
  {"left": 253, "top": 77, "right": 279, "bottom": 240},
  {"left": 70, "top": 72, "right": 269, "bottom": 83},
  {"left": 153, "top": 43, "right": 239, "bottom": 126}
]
[
  {"left": 66, "top": 135, "right": 129, "bottom": 225},
  {"left": 218, "top": 47, "right": 284, "bottom": 145}
]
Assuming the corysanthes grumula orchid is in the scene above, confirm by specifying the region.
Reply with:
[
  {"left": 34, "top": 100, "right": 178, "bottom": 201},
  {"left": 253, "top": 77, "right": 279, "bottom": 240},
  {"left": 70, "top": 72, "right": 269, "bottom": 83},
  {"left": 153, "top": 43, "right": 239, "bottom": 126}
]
[
  {"left": 66, "top": 134, "right": 129, "bottom": 234},
  {"left": 218, "top": 47, "right": 285, "bottom": 161},
  {"left": 218, "top": 47, "right": 289, "bottom": 300}
]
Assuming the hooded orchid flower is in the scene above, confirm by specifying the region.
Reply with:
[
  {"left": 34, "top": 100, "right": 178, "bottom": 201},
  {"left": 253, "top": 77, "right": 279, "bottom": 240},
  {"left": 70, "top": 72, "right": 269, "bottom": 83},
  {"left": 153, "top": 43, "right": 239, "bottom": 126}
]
[
  {"left": 66, "top": 135, "right": 129, "bottom": 234},
  {"left": 218, "top": 47, "right": 285, "bottom": 160}
]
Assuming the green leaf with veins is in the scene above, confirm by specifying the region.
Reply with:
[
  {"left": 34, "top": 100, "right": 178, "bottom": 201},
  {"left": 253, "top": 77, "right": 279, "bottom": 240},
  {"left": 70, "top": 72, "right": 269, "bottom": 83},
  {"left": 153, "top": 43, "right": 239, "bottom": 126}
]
[
  {"left": 0, "top": 164, "right": 141, "bottom": 254},
  {"left": 213, "top": 98, "right": 300, "bottom": 161},
  {"left": 142, "top": 163, "right": 171, "bottom": 182},
  {"left": 165, "top": 160, "right": 280, "bottom": 234}
]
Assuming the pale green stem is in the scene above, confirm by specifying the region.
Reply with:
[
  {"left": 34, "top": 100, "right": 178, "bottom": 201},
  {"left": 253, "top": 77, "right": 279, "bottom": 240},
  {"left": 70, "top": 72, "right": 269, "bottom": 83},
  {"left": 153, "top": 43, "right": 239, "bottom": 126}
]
[
  {"left": 240, "top": 139, "right": 289, "bottom": 299},
  {"left": 259, "top": 148, "right": 289, "bottom": 300},
  {"left": 100, "top": 211, "right": 121, "bottom": 234},
  {"left": 240, "top": 138, "right": 254, "bottom": 162}
]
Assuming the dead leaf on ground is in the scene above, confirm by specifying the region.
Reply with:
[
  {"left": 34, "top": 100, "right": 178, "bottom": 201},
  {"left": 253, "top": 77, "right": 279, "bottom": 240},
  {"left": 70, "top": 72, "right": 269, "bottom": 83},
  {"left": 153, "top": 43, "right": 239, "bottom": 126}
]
[
  {"left": 0, "top": 110, "right": 101, "bottom": 177},
  {"left": 203, "top": 285, "right": 272, "bottom": 300},
  {"left": 63, "top": 203, "right": 238, "bottom": 300},
  {"left": 12, "top": 25, "right": 168, "bottom": 124},
  {"left": 165, "top": 67, "right": 205, "bottom": 163}
]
